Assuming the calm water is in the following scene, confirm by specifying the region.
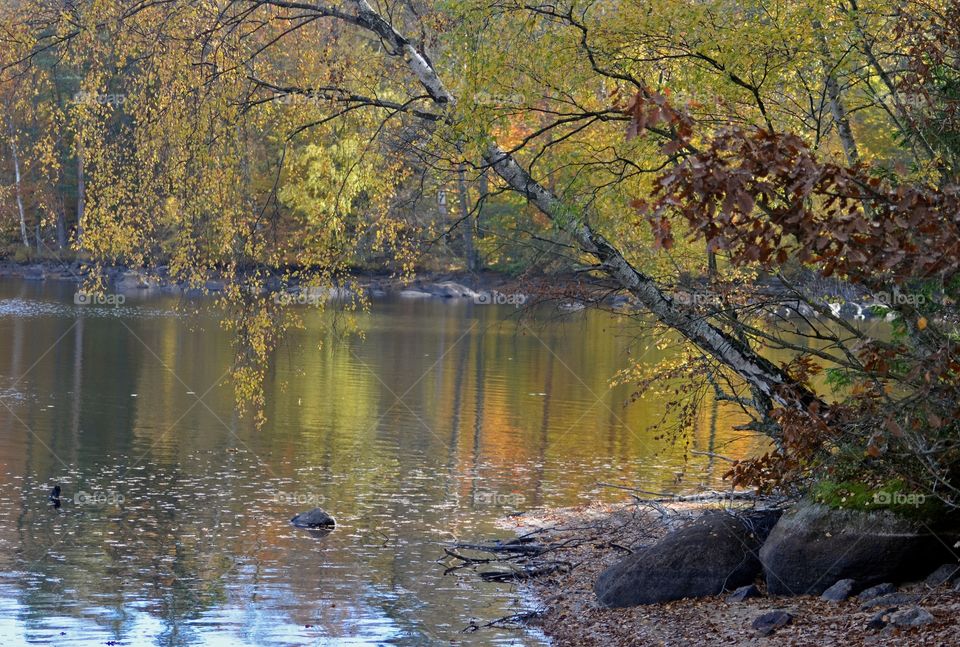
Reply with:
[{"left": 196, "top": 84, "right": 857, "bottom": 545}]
[{"left": 0, "top": 278, "right": 765, "bottom": 646}]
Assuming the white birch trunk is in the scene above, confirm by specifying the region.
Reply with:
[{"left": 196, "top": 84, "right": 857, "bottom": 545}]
[{"left": 6, "top": 116, "right": 29, "bottom": 248}]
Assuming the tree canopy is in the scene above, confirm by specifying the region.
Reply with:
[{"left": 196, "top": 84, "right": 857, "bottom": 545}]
[{"left": 3, "top": 0, "right": 960, "bottom": 509}]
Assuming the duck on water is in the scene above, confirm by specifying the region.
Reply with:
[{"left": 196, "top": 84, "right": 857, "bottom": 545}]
[{"left": 48, "top": 485, "right": 61, "bottom": 509}]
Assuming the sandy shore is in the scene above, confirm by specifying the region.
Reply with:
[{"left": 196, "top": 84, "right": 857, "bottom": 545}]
[{"left": 490, "top": 500, "right": 960, "bottom": 646}]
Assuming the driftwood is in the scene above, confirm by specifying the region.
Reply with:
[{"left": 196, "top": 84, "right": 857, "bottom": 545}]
[
  {"left": 478, "top": 561, "right": 572, "bottom": 582},
  {"left": 448, "top": 538, "right": 547, "bottom": 555},
  {"left": 461, "top": 609, "right": 544, "bottom": 633},
  {"left": 596, "top": 483, "right": 761, "bottom": 503}
]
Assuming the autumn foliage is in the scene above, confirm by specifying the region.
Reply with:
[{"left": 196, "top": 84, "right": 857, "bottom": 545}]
[{"left": 623, "top": 45, "right": 960, "bottom": 505}]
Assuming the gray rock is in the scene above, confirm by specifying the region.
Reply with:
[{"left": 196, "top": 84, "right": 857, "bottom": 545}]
[
  {"left": 857, "top": 582, "right": 895, "bottom": 602},
  {"left": 888, "top": 606, "right": 934, "bottom": 628},
  {"left": 759, "top": 502, "right": 952, "bottom": 595},
  {"left": 861, "top": 592, "right": 920, "bottom": 610},
  {"left": 116, "top": 270, "right": 147, "bottom": 290},
  {"left": 595, "top": 509, "right": 781, "bottom": 607},
  {"left": 429, "top": 281, "right": 478, "bottom": 299},
  {"left": 820, "top": 578, "right": 857, "bottom": 602},
  {"left": 751, "top": 610, "right": 792, "bottom": 637},
  {"left": 924, "top": 563, "right": 960, "bottom": 586},
  {"left": 726, "top": 584, "right": 762, "bottom": 603},
  {"left": 954, "top": 578, "right": 960, "bottom": 592},
  {"left": 398, "top": 289, "right": 432, "bottom": 299},
  {"left": 23, "top": 265, "right": 45, "bottom": 281},
  {"left": 290, "top": 508, "right": 335, "bottom": 529}
]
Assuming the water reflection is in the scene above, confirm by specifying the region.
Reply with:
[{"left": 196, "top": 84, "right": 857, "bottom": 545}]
[{"left": 0, "top": 278, "right": 767, "bottom": 645}]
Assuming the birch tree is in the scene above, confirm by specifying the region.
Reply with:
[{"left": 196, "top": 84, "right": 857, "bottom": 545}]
[{"left": 5, "top": 0, "right": 960, "bottom": 504}]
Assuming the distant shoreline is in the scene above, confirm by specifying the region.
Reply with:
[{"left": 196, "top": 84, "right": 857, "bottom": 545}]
[
  {"left": 0, "top": 259, "right": 911, "bottom": 320},
  {"left": 0, "top": 259, "right": 528, "bottom": 299}
]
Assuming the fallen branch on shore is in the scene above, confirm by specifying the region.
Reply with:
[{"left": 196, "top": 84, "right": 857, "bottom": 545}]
[
  {"left": 461, "top": 609, "right": 544, "bottom": 633},
  {"left": 596, "top": 483, "right": 762, "bottom": 502},
  {"left": 447, "top": 538, "right": 547, "bottom": 555},
  {"left": 478, "top": 561, "right": 572, "bottom": 582}
]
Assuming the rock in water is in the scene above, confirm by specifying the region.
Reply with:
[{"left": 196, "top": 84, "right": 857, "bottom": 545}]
[
  {"left": 595, "top": 509, "right": 781, "bottom": 607},
  {"left": 291, "top": 508, "right": 335, "bottom": 529}
]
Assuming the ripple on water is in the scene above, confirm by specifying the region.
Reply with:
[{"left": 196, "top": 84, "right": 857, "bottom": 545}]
[
  {"left": 0, "top": 281, "right": 761, "bottom": 646},
  {"left": 0, "top": 297, "right": 182, "bottom": 319}
]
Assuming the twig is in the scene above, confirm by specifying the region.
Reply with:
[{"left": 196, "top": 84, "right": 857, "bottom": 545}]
[
  {"left": 448, "top": 539, "right": 547, "bottom": 555},
  {"left": 689, "top": 449, "right": 736, "bottom": 463},
  {"left": 461, "top": 609, "right": 544, "bottom": 633},
  {"left": 596, "top": 483, "right": 759, "bottom": 502}
]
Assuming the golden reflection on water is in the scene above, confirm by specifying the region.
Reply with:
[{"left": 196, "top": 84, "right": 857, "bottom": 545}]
[{"left": 0, "top": 279, "right": 776, "bottom": 645}]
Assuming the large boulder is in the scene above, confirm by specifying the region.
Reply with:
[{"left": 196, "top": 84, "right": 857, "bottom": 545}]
[
  {"left": 760, "top": 502, "right": 953, "bottom": 595},
  {"left": 595, "top": 509, "right": 782, "bottom": 607}
]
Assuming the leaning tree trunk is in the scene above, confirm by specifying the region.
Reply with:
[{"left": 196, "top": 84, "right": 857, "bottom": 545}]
[
  {"left": 482, "top": 144, "right": 820, "bottom": 411},
  {"left": 285, "top": 0, "right": 825, "bottom": 418}
]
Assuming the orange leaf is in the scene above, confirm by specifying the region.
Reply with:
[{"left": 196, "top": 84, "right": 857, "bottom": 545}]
[{"left": 885, "top": 418, "right": 904, "bottom": 437}]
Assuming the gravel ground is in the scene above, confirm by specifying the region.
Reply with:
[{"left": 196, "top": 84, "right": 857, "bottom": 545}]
[{"left": 491, "top": 501, "right": 960, "bottom": 647}]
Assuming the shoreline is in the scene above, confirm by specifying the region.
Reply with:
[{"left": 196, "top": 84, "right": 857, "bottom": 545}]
[
  {"left": 0, "top": 259, "right": 904, "bottom": 319},
  {"left": 0, "top": 259, "right": 531, "bottom": 300},
  {"left": 492, "top": 500, "right": 960, "bottom": 646}
]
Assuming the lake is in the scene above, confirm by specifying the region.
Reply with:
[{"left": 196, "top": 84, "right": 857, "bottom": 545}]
[{"left": 0, "top": 278, "right": 765, "bottom": 645}]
